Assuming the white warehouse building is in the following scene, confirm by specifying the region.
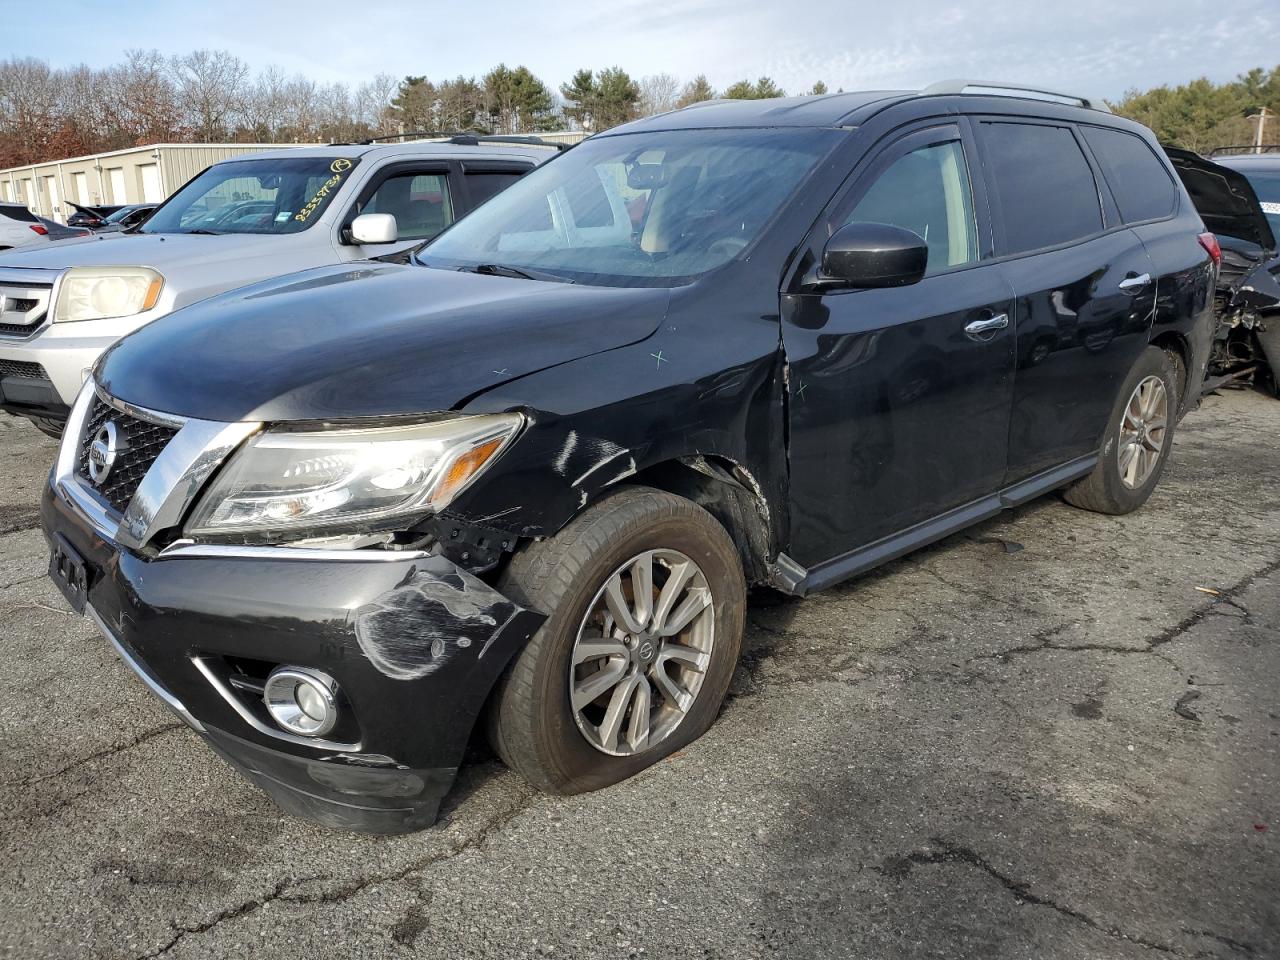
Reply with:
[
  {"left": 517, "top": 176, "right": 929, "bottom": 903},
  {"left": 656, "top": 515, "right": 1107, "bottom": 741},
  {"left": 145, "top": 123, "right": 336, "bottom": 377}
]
[{"left": 0, "top": 143, "right": 303, "bottom": 222}]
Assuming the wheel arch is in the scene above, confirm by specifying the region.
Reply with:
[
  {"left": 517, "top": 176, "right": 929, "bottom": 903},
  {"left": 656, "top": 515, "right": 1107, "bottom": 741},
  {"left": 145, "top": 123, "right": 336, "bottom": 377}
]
[
  {"left": 1149, "top": 330, "right": 1190, "bottom": 406},
  {"left": 622, "top": 456, "right": 777, "bottom": 586}
]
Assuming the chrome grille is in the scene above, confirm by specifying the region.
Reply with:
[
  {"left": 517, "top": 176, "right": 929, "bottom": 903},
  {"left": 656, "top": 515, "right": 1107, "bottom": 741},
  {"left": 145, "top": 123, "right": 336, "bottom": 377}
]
[
  {"left": 76, "top": 397, "right": 180, "bottom": 515},
  {"left": 0, "top": 283, "right": 52, "bottom": 338}
]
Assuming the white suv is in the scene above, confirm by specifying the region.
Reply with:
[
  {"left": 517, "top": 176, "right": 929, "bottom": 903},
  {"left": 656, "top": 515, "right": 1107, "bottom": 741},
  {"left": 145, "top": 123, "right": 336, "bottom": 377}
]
[{"left": 0, "top": 136, "right": 560, "bottom": 435}]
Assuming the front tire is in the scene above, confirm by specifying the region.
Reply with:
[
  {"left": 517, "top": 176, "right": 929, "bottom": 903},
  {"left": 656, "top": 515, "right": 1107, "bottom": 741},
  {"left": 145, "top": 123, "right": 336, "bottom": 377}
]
[
  {"left": 488, "top": 486, "right": 746, "bottom": 795},
  {"left": 1064, "top": 345, "right": 1179, "bottom": 515}
]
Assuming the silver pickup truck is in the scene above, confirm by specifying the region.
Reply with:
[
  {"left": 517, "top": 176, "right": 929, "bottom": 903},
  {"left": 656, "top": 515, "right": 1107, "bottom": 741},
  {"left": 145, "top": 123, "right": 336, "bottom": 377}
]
[{"left": 0, "top": 135, "right": 559, "bottom": 435}]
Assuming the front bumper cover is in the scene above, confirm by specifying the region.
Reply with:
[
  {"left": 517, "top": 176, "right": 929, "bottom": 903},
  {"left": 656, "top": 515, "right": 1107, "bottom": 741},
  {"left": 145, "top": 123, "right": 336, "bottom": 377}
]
[{"left": 43, "top": 482, "right": 544, "bottom": 834}]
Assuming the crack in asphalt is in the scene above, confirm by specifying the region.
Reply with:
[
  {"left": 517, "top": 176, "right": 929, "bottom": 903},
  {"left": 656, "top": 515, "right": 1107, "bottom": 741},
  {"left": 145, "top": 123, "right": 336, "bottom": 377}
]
[
  {"left": 134, "top": 788, "right": 537, "bottom": 959},
  {"left": 1181, "top": 927, "right": 1258, "bottom": 957},
  {"left": 966, "top": 556, "right": 1280, "bottom": 668},
  {"left": 5, "top": 723, "right": 185, "bottom": 789},
  {"left": 887, "top": 837, "right": 1217, "bottom": 957}
]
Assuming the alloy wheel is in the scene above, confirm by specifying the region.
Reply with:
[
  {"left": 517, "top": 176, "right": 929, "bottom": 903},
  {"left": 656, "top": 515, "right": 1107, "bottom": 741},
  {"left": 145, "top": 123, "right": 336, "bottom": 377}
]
[
  {"left": 568, "top": 549, "right": 715, "bottom": 757},
  {"left": 1117, "top": 374, "right": 1168, "bottom": 489}
]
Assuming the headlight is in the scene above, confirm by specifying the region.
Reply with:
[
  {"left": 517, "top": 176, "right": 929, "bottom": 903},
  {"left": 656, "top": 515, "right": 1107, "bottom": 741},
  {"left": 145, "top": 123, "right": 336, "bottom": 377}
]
[
  {"left": 53, "top": 266, "right": 164, "bottom": 323},
  {"left": 185, "top": 414, "right": 522, "bottom": 536}
]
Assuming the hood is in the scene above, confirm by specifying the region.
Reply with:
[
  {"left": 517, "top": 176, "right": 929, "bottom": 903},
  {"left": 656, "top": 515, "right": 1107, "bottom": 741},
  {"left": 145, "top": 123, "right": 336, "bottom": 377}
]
[
  {"left": 0, "top": 231, "right": 294, "bottom": 269},
  {"left": 98, "top": 262, "right": 671, "bottom": 422},
  {"left": 1165, "top": 147, "right": 1276, "bottom": 252}
]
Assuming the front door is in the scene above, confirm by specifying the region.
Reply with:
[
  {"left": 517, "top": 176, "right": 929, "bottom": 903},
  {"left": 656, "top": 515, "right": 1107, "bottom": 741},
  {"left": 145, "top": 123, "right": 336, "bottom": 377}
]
[
  {"left": 338, "top": 162, "right": 457, "bottom": 262},
  {"left": 782, "top": 123, "right": 1016, "bottom": 568}
]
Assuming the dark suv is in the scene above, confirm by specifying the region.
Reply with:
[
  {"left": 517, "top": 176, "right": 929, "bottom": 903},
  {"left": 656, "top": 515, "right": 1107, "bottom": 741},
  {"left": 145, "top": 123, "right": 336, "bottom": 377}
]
[{"left": 43, "top": 82, "right": 1217, "bottom": 833}]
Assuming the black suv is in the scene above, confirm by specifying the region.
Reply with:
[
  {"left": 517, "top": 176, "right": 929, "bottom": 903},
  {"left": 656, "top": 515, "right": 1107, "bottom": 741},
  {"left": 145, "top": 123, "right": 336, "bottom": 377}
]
[{"left": 43, "top": 82, "right": 1217, "bottom": 833}]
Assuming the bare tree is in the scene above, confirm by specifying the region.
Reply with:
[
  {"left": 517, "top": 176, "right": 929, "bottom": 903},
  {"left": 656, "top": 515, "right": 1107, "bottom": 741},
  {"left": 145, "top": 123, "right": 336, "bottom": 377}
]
[
  {"left": 170, "top": 49, "right": 249, "bottom": 141},
  {"left": 355, "top": 73, "right": 399, "bottom": 135},
  {"left": 638, "top": 73, "right": 680, "bottom": 116}
]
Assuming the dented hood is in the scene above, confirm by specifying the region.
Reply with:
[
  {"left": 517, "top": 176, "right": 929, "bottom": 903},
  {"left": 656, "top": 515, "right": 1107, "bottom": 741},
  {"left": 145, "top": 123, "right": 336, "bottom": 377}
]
[
  {"left": 1165, "top": 147, "right": 1277, "bottom": 252},
  {"left": 98, "top": 262, "right": 670, "bottom": 422}
]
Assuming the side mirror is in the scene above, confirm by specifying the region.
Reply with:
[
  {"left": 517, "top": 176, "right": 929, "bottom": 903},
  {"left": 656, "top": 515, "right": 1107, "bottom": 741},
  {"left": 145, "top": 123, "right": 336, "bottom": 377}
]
[
  {"left": 820, "top": 221, "right": 928, "bottom": 289},
  {"left": 349, "top": 213, "right": 398, "bottom": 245}
]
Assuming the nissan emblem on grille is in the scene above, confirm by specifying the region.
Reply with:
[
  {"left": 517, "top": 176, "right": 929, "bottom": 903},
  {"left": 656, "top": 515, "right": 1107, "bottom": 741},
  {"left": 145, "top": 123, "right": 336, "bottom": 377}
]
[{"left": 88, "top": 422, "right": 127, "bottom": 485}]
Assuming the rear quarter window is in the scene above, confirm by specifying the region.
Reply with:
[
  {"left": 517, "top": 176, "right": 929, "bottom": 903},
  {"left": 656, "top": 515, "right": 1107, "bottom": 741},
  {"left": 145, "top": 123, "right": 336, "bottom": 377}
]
[
  {"left": 981, "top": 121, "right": 1104, "bottom": 254},
  {"left": 0, "top": 205, "right": 37, "bottom": 223},
  {"left": 1081, "top": 126, "right": 1177, "bottom": 223}
]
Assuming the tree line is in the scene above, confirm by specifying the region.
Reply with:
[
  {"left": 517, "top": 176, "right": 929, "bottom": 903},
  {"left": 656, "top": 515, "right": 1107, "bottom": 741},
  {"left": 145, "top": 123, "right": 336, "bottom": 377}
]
[
  {"left": 1110, "top": 66, "right": 1280, "bottom": 153},
  {"left": 14, "top": 46, "right": 1270, "bottom": 171},
  {"left": 0, "top": 50, "right": 828, "bottom": 169}
]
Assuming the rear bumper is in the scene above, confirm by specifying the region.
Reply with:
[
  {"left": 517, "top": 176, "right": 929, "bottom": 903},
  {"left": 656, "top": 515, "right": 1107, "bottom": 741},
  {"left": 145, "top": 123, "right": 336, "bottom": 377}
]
[{"left": 43, "top": 481, "right": 544, "bottom": 833}]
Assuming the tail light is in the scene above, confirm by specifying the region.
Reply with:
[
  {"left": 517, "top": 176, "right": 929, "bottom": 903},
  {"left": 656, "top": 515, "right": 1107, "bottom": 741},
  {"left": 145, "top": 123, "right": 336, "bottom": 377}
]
[
  {"left": 1198, "top": 231, "right": 1221, "bottom": 268},
  {"left": 28, "top": 224, "right": 47, "bottom": 236}
]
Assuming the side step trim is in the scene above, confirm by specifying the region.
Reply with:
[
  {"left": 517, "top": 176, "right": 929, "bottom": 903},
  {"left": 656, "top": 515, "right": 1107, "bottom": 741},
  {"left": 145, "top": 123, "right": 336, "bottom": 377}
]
[{"left": 770, "top": 454, "right": 1097, "bottom": 596}]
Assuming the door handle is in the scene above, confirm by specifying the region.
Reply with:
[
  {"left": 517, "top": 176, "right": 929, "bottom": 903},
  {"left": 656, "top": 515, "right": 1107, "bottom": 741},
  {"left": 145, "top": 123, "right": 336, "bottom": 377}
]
[
  {"left": 964, "top": 313, "right": 1009, "bottom": 338},
  {"left": 1118, "top": 273, "right": 1152, "bottom": 293}
]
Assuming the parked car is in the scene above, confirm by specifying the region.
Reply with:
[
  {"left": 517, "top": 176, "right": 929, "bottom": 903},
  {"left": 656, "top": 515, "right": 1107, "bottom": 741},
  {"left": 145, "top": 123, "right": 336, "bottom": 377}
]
[
  {"left": 0, "top": 202, "right": 66, "bottom": 251},
  {"left": 1165, "top": 148, "right": 1280, "bottom": 396},
  {"left": 44, "top": 83, "right": 1216, "bottom": 833},
  {"left": 0, "top": 135, "right": 559, "bottom": 436},
  {"left": 90, "top": 203, "right": 158, "bottom": 233},
  {"left": 66, "top": 203, "right": 124, "bottom": 229}
]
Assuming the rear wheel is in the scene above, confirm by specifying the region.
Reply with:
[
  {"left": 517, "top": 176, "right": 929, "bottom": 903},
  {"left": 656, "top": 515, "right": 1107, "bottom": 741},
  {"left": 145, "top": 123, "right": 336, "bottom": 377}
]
[
  {"left": 1064, "top": 345, "right": 1179, "bottom": 515},
  {"left": 488, "top": 486, "right": 746, "bottom": 795}
]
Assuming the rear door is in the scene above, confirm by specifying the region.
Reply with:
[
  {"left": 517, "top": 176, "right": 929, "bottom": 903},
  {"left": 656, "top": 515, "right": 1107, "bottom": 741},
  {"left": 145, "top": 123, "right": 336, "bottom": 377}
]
[
  {"left": 973, "top": 119, "right": 1157, "bottom": 483},
  {"left": 782, "top": 122, "right": 1017, "bottom": 567}
]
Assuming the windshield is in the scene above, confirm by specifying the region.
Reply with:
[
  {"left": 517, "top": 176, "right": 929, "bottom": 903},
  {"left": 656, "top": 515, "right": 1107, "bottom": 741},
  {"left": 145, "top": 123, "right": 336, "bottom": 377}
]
[
  {"left": 103, "top": 206, "right": 139, "bottom": 224},
  {"left": 140, "top": 156, "right": 360, "bottom": 235},
  {"left": 420, "top": 128, "right": 839, "bottom": 286},
  {"left": 1239, "top": 169, "right": 1280, "bottom": 242}
]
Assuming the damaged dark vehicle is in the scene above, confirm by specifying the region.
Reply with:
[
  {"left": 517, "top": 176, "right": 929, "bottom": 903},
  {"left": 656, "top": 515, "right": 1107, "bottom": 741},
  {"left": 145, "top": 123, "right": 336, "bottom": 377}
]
[
  {"left": 1166, "top": 148, "right": 1280, "bottom": 396},
  {"left": 44, "top": 83, "right": 1216, "bottom": 833}
]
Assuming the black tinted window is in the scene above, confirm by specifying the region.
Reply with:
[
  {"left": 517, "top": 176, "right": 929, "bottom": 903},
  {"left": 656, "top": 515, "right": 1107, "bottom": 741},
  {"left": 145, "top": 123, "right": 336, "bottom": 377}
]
[
  {"left": 0, "top": 205, "right": 36, "bottom": 223},
  {"left": 983, "top": 122, "right": 1103, "bottom": 254},
  {"left": 1082, "top": 126, "right": 1177, "bottom": 223},
  {"left": 466, "top": 171, "right": 525, "bottom": 207}
]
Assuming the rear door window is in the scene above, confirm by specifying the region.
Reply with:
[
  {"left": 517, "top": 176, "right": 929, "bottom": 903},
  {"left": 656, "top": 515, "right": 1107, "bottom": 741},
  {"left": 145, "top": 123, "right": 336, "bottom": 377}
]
[
  {"left": 1082, "top": 126, "right": 1177, "bottom": 223},
  {"left": 981, "top": 122, "right": 1104, "bottom": 254},
  {"left": 465, "top": 171, "right": 526, "bottom": 208}
]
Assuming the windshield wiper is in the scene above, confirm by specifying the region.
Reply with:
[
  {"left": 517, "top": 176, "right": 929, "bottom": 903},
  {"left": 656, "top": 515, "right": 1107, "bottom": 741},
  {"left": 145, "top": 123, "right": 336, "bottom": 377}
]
[
  {"left": 184, "top": 228, "right": 224, "bottom": 235},
  {"left": 464, "top": 262, "right": 574, "bottom": 284}
]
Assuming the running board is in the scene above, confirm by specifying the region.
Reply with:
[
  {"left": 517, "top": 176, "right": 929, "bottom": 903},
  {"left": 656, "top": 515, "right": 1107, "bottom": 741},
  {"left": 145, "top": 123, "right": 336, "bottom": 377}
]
[{"left": 769, "top": 455, "right": 1097, "bottom": 596}]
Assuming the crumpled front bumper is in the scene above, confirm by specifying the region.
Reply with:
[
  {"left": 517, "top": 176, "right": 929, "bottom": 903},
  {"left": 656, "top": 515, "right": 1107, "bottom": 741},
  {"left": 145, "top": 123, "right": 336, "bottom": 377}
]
[{"left": 43, "top": 482, "right": 544, "bottom": 834}]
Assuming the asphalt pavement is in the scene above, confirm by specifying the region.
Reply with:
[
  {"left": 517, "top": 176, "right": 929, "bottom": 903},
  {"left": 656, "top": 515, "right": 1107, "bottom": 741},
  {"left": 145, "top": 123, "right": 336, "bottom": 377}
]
[{"left": 0, "top": 388, "right": 1276, "bottom": 959}]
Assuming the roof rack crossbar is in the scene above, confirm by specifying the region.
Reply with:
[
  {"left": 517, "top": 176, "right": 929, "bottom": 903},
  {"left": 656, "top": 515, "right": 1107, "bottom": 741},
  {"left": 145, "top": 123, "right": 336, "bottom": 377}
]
[
  {"left": 333, "top": 129, "right": 569, "bottom": 150},
  {"left": 920, "top": 79, "right": 1111, "bottom": 113}
]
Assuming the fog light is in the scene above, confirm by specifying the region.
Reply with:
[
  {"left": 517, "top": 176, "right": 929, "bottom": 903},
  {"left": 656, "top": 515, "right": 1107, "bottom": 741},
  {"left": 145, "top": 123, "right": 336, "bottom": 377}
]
[{"left": 263, "top": 667, "right": 339, "bottom": 737}]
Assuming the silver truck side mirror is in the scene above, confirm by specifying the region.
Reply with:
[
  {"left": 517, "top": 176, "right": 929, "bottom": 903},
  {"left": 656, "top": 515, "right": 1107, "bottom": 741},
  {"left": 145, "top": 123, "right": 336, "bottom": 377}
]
[{"left": 350, "top": 213, "right": 398, "bottom": 245}]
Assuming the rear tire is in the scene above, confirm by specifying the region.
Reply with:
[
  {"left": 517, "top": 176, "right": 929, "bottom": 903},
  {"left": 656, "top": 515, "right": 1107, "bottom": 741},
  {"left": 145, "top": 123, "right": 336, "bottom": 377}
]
[
  {"left": 488, "top": 486, "right": 746, "bottom": 795},
  {"left": 1064, "top": 345, "right": 1179, "bottom": 515}
]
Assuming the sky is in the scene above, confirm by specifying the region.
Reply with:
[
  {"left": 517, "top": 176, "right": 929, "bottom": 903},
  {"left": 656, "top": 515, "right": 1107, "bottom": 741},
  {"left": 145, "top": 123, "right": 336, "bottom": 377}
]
[{"left": 2, "top": 0, "right": 1278, "bottom": 101}]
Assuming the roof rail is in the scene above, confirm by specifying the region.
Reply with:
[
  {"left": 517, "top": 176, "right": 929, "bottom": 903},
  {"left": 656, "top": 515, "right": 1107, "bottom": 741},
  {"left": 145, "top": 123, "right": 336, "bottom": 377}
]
[
  {"left": 920, "top": 79, "right": 1111, "bottom": 113},
  {"left": 1209, "top": 144, "right": 1280, "bottom": 157},
  {"left": 337, "top": 130, "right": 569, "bottom": 150}
]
